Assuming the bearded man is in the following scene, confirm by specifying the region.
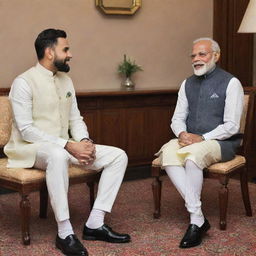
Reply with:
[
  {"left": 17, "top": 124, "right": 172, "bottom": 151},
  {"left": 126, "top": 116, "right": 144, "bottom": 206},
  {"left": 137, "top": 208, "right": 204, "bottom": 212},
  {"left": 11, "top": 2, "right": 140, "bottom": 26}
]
[
  {"left": 155, "top": 38, "right": 244, "bottom": 248},
  {"left": 4, "top": 29, "right": 130, "bottom": 256}
]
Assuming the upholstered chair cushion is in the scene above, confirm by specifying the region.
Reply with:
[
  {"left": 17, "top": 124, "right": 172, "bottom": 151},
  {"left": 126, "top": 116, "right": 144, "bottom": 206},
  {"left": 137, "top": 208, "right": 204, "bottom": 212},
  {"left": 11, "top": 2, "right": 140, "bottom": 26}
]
[
  {"left": 152, "top": 157, "right": 161, "bottom": 167},
  {"left": 0, "top": 96, "right": 12, "bottom": 147},
  {"left": 152, "top": 155, "right": 245, "bottom": 175},
  {"left": 0, "top": 158, "right": 100, "bottom": 185},
  {"left": 207, "top": 155, "right": 245, "bottom": 174}
]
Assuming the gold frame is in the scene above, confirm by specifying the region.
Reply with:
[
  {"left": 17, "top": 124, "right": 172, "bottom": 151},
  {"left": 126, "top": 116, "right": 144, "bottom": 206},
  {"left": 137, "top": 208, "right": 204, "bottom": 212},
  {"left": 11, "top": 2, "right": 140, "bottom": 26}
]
[{"left": 95, "top": 0, "right": 141, "bottom": 15}]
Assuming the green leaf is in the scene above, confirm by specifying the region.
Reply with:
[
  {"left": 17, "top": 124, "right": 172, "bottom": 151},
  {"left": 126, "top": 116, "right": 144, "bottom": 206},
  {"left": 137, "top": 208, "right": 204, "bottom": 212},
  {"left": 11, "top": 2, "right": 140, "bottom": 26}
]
[{"left": 117, "top": 54, "right": 143, "bottom": 77}]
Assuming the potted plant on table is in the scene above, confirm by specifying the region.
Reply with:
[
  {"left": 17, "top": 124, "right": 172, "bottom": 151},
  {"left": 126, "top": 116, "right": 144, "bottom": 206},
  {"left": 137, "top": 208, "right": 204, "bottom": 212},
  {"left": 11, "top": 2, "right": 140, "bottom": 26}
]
[{"left": 117, "top": 54, "right": 143, "bottom": 88}]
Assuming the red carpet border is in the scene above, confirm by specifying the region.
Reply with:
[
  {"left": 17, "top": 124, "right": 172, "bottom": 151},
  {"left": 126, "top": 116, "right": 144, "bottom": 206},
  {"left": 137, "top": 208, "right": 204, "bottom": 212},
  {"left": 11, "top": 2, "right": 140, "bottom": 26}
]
[{"left": 1, "top": 176, "right": 256, "bottom": 255}]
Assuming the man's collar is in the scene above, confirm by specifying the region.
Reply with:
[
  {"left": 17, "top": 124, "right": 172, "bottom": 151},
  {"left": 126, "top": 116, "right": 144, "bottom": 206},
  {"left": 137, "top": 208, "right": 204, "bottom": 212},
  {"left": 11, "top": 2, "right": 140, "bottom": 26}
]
[
  {"left": 204, "top": 64, "right": 216, "bottom": 78},
  {"left": 194, "top": 65, "right": 217, "bottom": 79},
  {"left": 35, "top": 63, "right": 56, "bottom": 77}
]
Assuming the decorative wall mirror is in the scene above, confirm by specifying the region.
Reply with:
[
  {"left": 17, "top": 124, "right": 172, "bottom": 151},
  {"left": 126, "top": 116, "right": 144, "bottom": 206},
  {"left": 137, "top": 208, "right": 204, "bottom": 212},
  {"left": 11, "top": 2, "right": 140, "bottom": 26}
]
[{"left": 96, "top": 0, "right": 141, "bottom": 15}]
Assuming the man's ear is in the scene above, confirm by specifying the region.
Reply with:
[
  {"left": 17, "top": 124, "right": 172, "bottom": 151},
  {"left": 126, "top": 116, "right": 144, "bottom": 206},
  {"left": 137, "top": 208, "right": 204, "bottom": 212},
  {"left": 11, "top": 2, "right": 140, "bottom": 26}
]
[
  {"left": 214, "top": 52, "right": 220, "bottom": 63},
  {"left": 45, "top": 47, "right": 54, "bottom": 60}
]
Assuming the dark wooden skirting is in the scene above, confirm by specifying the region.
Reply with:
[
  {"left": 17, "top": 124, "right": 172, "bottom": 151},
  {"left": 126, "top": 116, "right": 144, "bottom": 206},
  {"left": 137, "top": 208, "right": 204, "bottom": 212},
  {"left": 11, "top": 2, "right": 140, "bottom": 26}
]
[{"left": 1, "top": 86, "right": 256, "bottom": 175}]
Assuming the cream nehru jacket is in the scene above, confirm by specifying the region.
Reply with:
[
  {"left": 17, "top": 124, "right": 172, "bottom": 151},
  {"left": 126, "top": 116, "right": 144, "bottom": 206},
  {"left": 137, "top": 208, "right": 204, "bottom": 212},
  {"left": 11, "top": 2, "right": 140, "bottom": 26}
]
[{"left": 4, "top": 63, "right": 74, "bottom": 168}]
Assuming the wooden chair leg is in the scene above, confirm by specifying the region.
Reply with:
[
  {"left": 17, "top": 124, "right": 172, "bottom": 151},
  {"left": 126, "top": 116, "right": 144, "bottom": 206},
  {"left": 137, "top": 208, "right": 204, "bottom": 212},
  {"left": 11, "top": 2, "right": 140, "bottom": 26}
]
[
  {"left": 87, "top": 182, "right": 95, "bottom": 210},
  {"left": 20, "top": 194, "right": 31, "bottom": 245},
  {"left": 240, "top": 166, "right": 252, "bottom": 216},
  {"left": 39, "top": 186, "right": 48, "bottom": 218},
  {"left": 152, "top": 166, "right": 162, "bottom": 219},
  {"left": 218, "top": 176, "right": 229, "bottom": 230}
]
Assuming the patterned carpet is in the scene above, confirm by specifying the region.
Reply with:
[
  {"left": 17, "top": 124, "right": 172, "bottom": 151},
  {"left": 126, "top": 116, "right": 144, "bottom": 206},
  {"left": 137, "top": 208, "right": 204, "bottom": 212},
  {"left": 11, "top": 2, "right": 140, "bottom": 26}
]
[{"left": 1, "top": 176, "right": 256, "bottom": 256}]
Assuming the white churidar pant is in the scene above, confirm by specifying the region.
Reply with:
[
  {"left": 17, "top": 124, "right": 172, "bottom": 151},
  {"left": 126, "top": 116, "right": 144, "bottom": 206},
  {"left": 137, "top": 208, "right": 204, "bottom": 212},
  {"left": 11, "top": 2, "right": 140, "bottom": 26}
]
[
  {"left": 157, "top": 138, "right": 221, "bottom": 225},
  {"left": 34, "top": 143, "right": 128, "bottom": 222}
]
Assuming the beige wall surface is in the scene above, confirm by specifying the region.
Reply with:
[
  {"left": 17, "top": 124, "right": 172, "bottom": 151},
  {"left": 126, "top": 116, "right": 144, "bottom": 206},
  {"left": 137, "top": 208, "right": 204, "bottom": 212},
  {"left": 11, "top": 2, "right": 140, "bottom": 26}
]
[{"left": 0, "top": 0, "right": 213, "bottom": 91}]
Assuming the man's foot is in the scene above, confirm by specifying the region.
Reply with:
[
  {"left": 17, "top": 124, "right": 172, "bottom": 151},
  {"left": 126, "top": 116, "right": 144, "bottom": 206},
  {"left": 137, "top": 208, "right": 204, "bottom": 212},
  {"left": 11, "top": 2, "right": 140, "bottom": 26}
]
[
  {"left": 179, "top": 219, "right": 210, "bottom": 248},
  {"left": 82, "top": 224, "right": 131, "bottom": 243},
  {"left": 56, "top": 234, "right": 88, "bottom": 256}
]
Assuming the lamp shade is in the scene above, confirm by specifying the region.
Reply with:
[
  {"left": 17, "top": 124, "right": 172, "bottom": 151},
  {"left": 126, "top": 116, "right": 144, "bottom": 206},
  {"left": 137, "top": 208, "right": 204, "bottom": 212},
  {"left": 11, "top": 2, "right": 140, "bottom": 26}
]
[{"left": 238, "top": 0, "right": 256, "bottom": 33}]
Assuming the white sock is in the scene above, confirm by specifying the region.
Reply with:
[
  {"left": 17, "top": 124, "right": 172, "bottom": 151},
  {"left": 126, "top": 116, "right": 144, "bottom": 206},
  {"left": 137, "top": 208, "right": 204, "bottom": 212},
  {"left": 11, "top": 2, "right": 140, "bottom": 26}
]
[
  {"left": 57, "top": 219, "right": 74, "bottom": 239},
  {"left": 190, "top": 213, "right": 204, "bottom": 227},
  {"left": 185, "top": 160, "right": 204, "bottom": 227},
  {"left": 165, "top": 165, "right": 186, "bottom": 199},
  {"left": 86, "top": 208, "right": 106, "bottom": 229}
]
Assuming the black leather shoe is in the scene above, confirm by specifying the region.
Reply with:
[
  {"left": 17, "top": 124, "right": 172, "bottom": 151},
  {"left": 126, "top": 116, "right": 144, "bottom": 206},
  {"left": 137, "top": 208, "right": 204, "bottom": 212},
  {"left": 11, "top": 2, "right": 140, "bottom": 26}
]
[
  {"left": 83, "top": 224, "right": 131, "bottom": 243},
  {"left": 56, "top": 234, "right": 88, "bottom": 256},
  {"left": 179, "top": 219, "right": 210, "bottom": 248}
]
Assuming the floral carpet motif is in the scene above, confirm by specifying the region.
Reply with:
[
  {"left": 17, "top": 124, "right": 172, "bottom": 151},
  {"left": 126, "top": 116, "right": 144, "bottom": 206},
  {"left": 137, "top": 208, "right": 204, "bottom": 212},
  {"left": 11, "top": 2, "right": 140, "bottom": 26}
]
[{"left": 1, "top": 176, "right": 256, "bottom": 255}]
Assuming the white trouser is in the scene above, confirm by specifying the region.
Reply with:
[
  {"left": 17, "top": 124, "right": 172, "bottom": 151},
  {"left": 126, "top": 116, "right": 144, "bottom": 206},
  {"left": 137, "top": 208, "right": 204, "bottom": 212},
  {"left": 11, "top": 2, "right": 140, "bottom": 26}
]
[
  {"left": 34, "top": 143, "right": 128, "bottom": 222},
  {"left": 165, "top": 160, "right": 203, "bottom": 218},
  {"left": 160, "top": 139, "right": 221, "bottom": 224}
]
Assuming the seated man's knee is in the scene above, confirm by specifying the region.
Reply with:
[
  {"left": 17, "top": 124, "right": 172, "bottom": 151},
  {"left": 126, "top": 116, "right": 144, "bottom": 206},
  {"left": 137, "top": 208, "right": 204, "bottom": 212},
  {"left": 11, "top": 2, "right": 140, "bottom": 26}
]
[
  {"left": 115, "top": 148, "right": 128, "bottom": 165},
  {"left": 45, "top": 146, "right": 70, "bottom": 164},
  {"left": 185, "top": 159, "right": 196, "bottom": 167}
]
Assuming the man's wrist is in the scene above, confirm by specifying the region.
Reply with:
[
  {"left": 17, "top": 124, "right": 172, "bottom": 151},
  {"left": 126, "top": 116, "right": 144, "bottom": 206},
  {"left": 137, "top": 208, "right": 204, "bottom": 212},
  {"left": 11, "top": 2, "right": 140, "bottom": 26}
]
[
  {"left": 64, "top": 141, "right": 72, "bottom": 151},
  {"left": 178, "top": 131, "right": 186, "bottom": 138},
  {"left": 201, "top": 135, "right": 205, "bottom": 141},
  {"left": 80, "top": 138, "right": 94, "bottom": 143}
]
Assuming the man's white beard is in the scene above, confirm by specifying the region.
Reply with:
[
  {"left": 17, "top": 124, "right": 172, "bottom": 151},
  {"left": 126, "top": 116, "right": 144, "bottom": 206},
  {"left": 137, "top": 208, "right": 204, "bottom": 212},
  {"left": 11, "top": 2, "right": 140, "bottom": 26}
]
[{"left": 192, "top": 56, "right": 216, "bottom": 76}]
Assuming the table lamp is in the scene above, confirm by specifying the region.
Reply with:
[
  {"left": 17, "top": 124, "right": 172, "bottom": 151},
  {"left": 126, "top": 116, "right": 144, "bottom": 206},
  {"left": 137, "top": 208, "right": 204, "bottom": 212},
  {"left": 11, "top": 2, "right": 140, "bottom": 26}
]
[{"left": 238, "top": 0, "right": 256, "bottom": 33}]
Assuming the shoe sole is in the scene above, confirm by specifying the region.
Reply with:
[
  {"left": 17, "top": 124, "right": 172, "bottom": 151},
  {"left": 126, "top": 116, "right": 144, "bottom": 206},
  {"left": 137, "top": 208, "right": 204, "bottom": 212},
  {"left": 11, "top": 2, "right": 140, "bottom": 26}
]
[
  {"left": 82, "top": 235, "right": 130, "bottom": 243},
  {"left": 56, "top": 244, "right": 87, "bottom": 256}
]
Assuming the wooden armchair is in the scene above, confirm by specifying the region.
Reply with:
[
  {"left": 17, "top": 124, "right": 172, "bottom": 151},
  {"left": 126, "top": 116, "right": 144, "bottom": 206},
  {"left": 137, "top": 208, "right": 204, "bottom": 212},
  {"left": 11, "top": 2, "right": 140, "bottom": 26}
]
[
  {"left": 151, "top": 92, "right": 253, "bottom": 230},
  {"left": 0, "top": 96, "right": 103, "bottom": 245}
]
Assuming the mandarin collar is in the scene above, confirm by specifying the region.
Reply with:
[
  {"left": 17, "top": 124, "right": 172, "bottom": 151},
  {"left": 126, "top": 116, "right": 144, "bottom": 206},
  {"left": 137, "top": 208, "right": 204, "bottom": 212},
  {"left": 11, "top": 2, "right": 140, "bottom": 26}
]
[
  {"left": 35, "top": 63, "right": 56, "bottom": 77},
  {"left": 203, "top": 64, "right": 217, "bottom": 78},
  {"left": 195, "top": 65, "right": 218, "bottom": 80}
]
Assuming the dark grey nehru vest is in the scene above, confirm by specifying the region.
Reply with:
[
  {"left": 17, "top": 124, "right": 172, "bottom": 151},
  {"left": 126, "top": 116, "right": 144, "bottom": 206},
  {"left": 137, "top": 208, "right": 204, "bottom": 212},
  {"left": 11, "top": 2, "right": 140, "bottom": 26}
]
[{"left": 185, "top": 67, "right": 241, "bottom": 162}]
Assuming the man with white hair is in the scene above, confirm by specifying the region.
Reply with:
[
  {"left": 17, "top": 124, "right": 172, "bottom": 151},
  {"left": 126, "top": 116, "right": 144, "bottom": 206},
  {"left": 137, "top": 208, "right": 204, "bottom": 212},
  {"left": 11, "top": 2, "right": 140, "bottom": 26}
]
[{"left": 156, "top": 38, "right": 244, "bottom": 248}]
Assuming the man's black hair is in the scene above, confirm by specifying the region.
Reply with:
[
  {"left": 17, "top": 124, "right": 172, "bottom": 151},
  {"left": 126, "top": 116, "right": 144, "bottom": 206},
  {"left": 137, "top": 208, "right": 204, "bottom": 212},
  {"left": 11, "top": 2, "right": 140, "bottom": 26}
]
[{"left": 34, "top": 28, "right": 67, "bottom": 60}]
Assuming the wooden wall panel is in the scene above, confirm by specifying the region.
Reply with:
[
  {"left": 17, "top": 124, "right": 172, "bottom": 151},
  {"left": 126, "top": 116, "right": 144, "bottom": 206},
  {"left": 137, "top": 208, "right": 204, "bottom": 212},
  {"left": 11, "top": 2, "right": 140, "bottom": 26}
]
[
  {"left": 82, "top": 110, "right": 98, "bottom": 141},
  {"left": 213, "top": 0, "right": 253, "bottom": 87},
  {"left": 145, "top": 106, "right": 173, "bottom": 158},
  {"left": 76, "top": 89, "right": 178, "bottom": 166},
  {"left": 125, "top": 108, "right": 146, "bottom": 160},
  {"left": 99, "top": 109, "right": 125, "bottom": 148},
  {"left": 213, "top": 0, "right": 229, "bottom": 68}
]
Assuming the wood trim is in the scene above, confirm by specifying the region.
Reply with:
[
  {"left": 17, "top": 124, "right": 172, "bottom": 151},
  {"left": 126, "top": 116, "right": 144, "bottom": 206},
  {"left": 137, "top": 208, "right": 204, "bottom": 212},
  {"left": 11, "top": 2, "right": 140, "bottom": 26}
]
[
  {"left": 213, "top": 0, "right": 229, "bottom": 68},
  {"left": 76, "top": 87, "right": 178, "bottom": 97},
  {"left": 0, "top": 88, "right": 9, "bottom": 95}
]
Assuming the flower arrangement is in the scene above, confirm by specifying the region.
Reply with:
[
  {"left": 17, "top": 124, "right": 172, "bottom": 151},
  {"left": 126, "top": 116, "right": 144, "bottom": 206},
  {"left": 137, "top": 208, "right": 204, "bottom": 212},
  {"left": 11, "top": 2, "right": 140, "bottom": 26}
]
[{"left": 117, "top": 54, "right": 143, "bottom": 78}]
